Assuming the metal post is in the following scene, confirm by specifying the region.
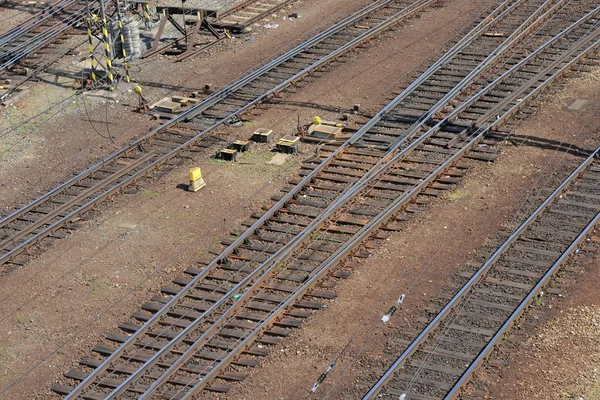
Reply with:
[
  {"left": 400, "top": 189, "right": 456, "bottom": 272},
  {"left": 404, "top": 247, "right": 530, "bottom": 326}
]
[
  {"left": 98, "top": 0, "right": 115, "bottom": 90},
  {"left": 84, "top": 0, "right": 97, "bottom": 83},
  {"left": 181, "top": 0, "right": 187, "bottom": 47},
  {"left": 114, "top": 0, "right": 130, "bottom": 83},
  {"left": 143, "top": 3, "right": 151, "bottom": 29}
]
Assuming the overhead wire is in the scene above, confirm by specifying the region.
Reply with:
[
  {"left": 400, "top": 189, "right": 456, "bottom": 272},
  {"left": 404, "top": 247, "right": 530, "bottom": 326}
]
[
  {"left": 0, "top": 0, "right": 592, "bottom": 396},
  {"left": 104, "top": 2, "right": 485, "bottom": 396},
  {"left": 0, "top": 0, "right": 346, "bottom": 154},
  {"left": 398, "top": 12, "right": 600, "bottom": 398},
  {"left": 0, "top": 0, "right": 400, "bottom": 340},
  {"left": 0, "top": 0, "right": 408, "bottom": 356},
  {"left": 0, "top": 0, "right": 540, "bottom": 396},
  {"left": 158, "top": 23, "right": 533, "bottom": 400}
]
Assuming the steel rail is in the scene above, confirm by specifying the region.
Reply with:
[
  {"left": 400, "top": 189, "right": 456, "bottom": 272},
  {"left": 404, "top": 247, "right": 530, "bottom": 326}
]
[
  {"left": 398, "top": 0, "right": 566, "bottom": 145},
  {"left": 0, "top": 0, "right": 436, "bottom": 267},
  {"left": 0, "top": 153, "right": 155, "bottom": 251},
  {"left": 212, "top": 0, "right": 298, "bottom": 30},
  {"left": 72, "top": 0, "right": 527, "bottom": 395},
  {"left": 59, "top": 1, "right": 440, "bottom": 397},
  {"left": 324, "top": 0, "right": 595, "bottom": 222},
  {"left": 99, "top": 1, "right": 533, "bottom": 395},
  {"left": 361, "top": 32, "right": 600, "bottom": 399},
  {"left": 444, "top": 152, "right": 600, "bottom": 399},
  {"left": 0, "top": 0, "right": 395, "bottom": 226},
  {"left": 63, "top": 1, "right": 552, "bottom": 395},
  {"left": 0, "top": 0, "right": 88, "bottom": 71},
  {"left": 0, "top": 0, "right": 490, "bottom": 235},
  {"left": 186, "top": 19, "right": 600, "bottom": 399},
  {"left": 0, "top": 1, "right": 80, "bottom": 47},
  {"left": 0, "top": 33, "right": 93, "bottom": 100},
  {"left": 102, "top": 2, "right": 543, "bottom": 395},
  {"left": 363, "top": 3, "right": 600, "bottom": 190},
  {"left": 364, "top": 147, "right": 600, "bottom": 400},
  {"left": 144, "top": 0, "right": 296, "bottom": 58},
  {"left": 137, "top": 4, "right": 597, "bottom": 397},
  {"left": 179, "top": 0, "right": 424, "bottom": 121},
  {"left": 347, "top": 0, "right": 566, "bottom": 178},
  {"left": 2, "top": 10, "right": 82, "bottom": 51},
  {"left": 59, "top": 2, "right": 592, "bottom": 396},
  {"left": 172, "top": 38, "right": 589, "bottom": 397},
  {"left": 0, "top": 6, "right": 88, "bottom": 70},
  {"left": 0, "top": 0, "right": 79, "bottom": 44},
  {"left": 0, "top": 3, "right": 66, "bottom": 42}
]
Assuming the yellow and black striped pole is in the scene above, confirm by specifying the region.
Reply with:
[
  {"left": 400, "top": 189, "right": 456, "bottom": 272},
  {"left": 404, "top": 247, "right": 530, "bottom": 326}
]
[
  {"left": 143, "top": 3, "right": 151, "bottom": 29},
  {"left": 85, "top": 16, "right": 97, "bottom": 82},
  {"left": 115, "top": 10, "right": 131, "bottom": 83},
  {"left": 98, "top": 0, "right": 115, "bottom": 91},
  {"left": 100, "top": 19, "right": 115, "bottom": 90}
]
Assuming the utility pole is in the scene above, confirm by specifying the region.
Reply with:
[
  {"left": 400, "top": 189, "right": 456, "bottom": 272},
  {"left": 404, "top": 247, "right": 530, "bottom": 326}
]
[
  {"left": 98, "top": 0, "right": 115, "bottom": 90},
  {"left": 84, "top": 0, "right": 135, "bottom": 91}
]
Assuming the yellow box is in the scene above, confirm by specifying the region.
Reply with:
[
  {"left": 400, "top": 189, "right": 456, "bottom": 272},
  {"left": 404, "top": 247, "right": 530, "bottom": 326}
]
[
  {"left": 189, "top": 167, "right": 202, "bottom": 182},
  {"left": 277, "top": 135, "right": 300, "bottom": 146},
  {"left": 254, "top": 128, "right": 273, "bottom": 136}
]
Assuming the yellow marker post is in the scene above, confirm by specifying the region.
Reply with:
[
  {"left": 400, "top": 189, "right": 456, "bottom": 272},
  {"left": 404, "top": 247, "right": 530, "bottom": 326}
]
[
  {"left": 188, "top": 167, "right": 206, "bottom": 192},
  {"left": 134, "top": 85, "right": 148, "bottom": 112}
]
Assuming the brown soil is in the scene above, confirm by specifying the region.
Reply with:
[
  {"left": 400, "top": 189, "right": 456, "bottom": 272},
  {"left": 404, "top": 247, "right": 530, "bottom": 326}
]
[
  {"left": 0, "top": 146, "right": 301, "bottom": 398},
  {"left": 467, "top": 236, "right": 600, "bottom": 400}
]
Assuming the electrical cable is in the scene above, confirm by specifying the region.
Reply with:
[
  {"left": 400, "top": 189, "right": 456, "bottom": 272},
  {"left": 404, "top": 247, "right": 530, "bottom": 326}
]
[
  {"left": 252, "top": 0, "right": 572, "bottom": 394},
  {"left": 51, "top": 0, "right": 568, "bottom": 396},
  {"left": 101, "top": 1, "right": 482, "bottom": 396},
  {"left": 0, "top": 0, "right": 392, "bottom": 155},
  {"left": 398, "top": 14, "right": 600, "bottom": 398},
  {"left": 0, "top": 0, "right": 406, "bottom": 346},
  {"left": 0, "top": 0, "right": 592, "bottom": 396},
  {"left": 400, "top": 90, "right": 600, "bottom": 400}
]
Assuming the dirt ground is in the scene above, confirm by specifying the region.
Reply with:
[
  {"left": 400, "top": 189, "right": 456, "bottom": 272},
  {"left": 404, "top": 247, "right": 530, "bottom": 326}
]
[
  {"left": 1, "top": 0, "right": 600, "bottom": 399},
  {"left": 478, "top": 302, "right": 600, "bottom": 400}
]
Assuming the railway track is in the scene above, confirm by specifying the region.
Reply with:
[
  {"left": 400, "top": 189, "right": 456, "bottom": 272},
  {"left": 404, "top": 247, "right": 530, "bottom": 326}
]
[
  {"left": 0, "top": 0, "right": 93, "bottom": 99},
  {"left": 0, "top": 0, "right": 438, "bottom": 268},
  {"left": 210, "top": 0, "right": 295, "bottom": 31},
  {"left": 0, "top": 0, "right": 87, "bottom": 72},
  {"left": 362, "top": 146, "right": 600, "bottom": 400},
  {"left": 210, "top": 0, "right": 297, "bottom": 32},
  {"left": 49, "top": 1, "right": 600, "bottom": 398}
]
